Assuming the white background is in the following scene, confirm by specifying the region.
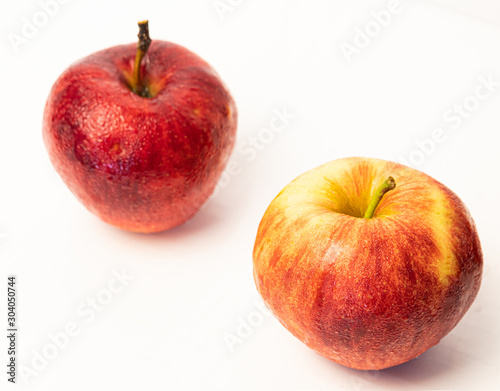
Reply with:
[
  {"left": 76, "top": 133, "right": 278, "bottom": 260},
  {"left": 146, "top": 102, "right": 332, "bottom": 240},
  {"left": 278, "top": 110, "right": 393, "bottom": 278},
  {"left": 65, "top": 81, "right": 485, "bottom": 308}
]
[{"left": 1, "top": 0, "right": 500, "bottom": 390}]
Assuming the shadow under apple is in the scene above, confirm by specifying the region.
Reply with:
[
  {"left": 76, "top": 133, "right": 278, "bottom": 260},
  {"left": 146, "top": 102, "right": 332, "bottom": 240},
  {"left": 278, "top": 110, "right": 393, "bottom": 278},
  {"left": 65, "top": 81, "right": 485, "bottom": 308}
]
[{"left": 325, "top": 303, "right": 495, "bottom": 390}]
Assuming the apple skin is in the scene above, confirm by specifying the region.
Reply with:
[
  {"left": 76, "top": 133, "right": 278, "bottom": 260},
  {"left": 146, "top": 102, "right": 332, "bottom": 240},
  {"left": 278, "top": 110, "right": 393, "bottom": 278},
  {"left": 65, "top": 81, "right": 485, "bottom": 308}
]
[
  {"left": 43, "top": 41, "right": 237, "bottom": 233},
  {"left": 253, "top": 157, "right": 482, "bottom": 370}
]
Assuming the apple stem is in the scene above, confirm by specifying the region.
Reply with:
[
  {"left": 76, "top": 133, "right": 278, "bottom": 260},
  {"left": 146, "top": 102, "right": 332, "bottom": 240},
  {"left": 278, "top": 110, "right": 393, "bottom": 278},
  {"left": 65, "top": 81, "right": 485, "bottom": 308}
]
[
  {"left": 132, "top": 20, "right": 152, "bottom": 98},
  {"left": 363, "top": 177, "right": 396, "bottom": 219}
]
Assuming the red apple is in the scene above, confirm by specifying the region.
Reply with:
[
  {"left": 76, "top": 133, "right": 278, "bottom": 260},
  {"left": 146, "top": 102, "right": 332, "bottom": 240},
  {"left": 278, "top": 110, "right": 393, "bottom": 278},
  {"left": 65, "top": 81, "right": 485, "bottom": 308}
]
[
  {"left": 43, "top": 21, "right": 237, "bottom": 233},
  {"left": 253, "top": 157, "right": 482, "bottom": 370}
]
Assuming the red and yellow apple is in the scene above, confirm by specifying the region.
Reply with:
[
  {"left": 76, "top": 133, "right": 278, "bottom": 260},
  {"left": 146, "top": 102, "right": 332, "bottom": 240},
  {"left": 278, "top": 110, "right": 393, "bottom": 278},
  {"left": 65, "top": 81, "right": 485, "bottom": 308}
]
[
  {"left": 43, "top": 21, "right": 237, "bottom": 233},
  {"left": 253, "top": 157, "right": 482, "bottom": 370}
]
